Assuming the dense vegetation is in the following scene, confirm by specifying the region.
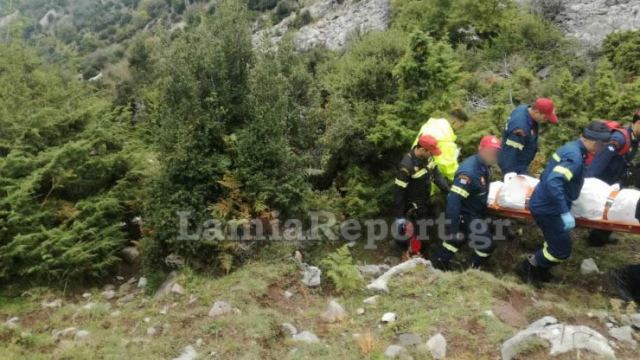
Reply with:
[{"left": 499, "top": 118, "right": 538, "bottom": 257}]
[{"left": 2, "top": 0, "right": 640, "bottom": 286}]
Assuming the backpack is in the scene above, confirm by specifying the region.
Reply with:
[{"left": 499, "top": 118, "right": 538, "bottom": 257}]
[{"left": 605, "top": 121, "right": 632, "bottom": 156}]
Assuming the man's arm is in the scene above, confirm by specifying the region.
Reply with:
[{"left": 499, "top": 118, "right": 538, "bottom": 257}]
[
  {"left": 433, "top": 165, "right": 451, "bottom": 193},
  {"left": 501, "top": 128, "right": 528, "bottom": 174},
  {"left": 546, "top": 155, "right": 582, "bottom": 214},
  {"left": 393, "top": 165, "right": 411, "bottom": 218},
  {"left": 446, "top": 174, "right": 472, "bottom": 234}
]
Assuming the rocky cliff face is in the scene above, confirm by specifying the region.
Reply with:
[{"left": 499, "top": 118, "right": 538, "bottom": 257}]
[
  {"left": 529, "top": 0, "right": 640, "bottom": 47},
  {"left": 253, "top": 0, "right": 391, "bottom": 51}
]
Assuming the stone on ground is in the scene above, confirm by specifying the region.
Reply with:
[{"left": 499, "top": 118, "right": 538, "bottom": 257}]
[
  {"left": 137, "top": 277, "right": 147, "bottom": 288},
  {"left": 172, "top": 345, "right": 197, "bottom": 360},
  {"left": 170, "top": 283, "right": 185, "bottom": 296},
  {"left": 319, "top": 300, "right": 347, "bottom": 323},
  {"left": 302, "top": 265, "right": 322, "bottom": 287},
  {"left": 384, "top": 344, "right": 412, "bottom": 359},
  {"left": 367, "top": 258, "right": 435, "bottom": 293},
  {"left": 281, "top": 323, "right": 297, "bottom": 336},
  {"left": 358, "top": 264, "right": 390, "bottom": 278},
  {"left": 292, "top": 330, "right": 320, "bottom": 344},
  {"left": 154, "top": 271, "right": 178, "bottom": 299},
  {"left": 609, "top": 326, "right": 637, "bottom": 347},
  {"left": 74, "top": 330, "right": 90, "bottom": 342},
  {"left": 381, "top": 312, "right": 396, "bottom": 323},
  {"left": 102, "top": 290, "right": 116, "bottom": 300},
  {"left": 580, "top": 258, "right": 600, "bottom": 275},
  {"left": 121, "top": 246, "right": 140, "bottom": 263},
  {"left": 363, "top": 295, "right": 379, "bottom": 305},
  {"left": 208, "top": 301, "right": 237, "bottom": 318},
  {"left": 5, "top": 316, "right": 19, "bottom": 329},
  {"left": 41, "top": 299, "right": 62, "bottom": 309},
  {"left": 398, "top": 333, "right": 421, "bottom": 347},
  {"left": 501, "top": 316, "right": 615, "bottom": 360},
  {"left": 426, "top": 333, "right": 447, "bottom": 360}
]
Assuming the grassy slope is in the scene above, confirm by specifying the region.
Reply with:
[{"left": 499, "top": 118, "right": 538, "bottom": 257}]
[{"left": 1, "top": 226, "right": 639, "bottom": 359}]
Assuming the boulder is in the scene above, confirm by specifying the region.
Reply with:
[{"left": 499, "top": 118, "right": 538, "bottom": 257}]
[
  {"left": 580, "top": 258, "right": 600, "bottom": 275},
  {"left": 154, "top": 271, "right": 178, "bottom": 299},
  {"left": 292, "top": 330, "right": 320, "bottom": 344},
  {"left": 41, "top": 299, "right": 62, "bottom": 309},
  {"left": 302, "top": 265, "right": 322, "bottom": 287},
  {"left": 367, "top": 258, "right": 435, "bottom": 293},
  {"left": 630, "top": 313, "right": 640, "bottom": 329},
  {"left": 170, "top": 283, "right": 185, "bottom": 296},
  {"left": 281, "top": 323, "right": 298, "bottom": 336},
  {"left": 319, "top": 300, "right": 347, "bottom": 323},
  {"left": 121, "top": 246, "right": 140, "bottom": 263},
  {"left": 137, "top": 277, "right": 148, "bottom": 288},
  {"left": 609, "top": 326, "right": 637, "bottom": 347},
  {"left": 381, "top": 312, "right": 396, "bottom": 323},
  {"left": 426, "top": 333, "right": 447, "bottom": 360},
  {"left": 173, "top": 345, "right": 197, "bottom": 360},
  {"left": 501, "top": 316, "right": 615, "bottom": 360},
  {"left": 358, "top": 264, "right": 390, "bottom": 278},
  {"left": 74, "top": 330, "right": 90, "bottom": 342},
  {"left": 398, "top": 333, "right": 422, "bottom": 347},
  {"left": 384, "top": 344, "right": 412, "bottom": 359},
  {"left": 208, "top": 301, "right": 238, "bottom": 318},
  {"left": 363, "top": 295, "right": 379, "bottom": 305},
  {"left": 5, "top": 316, "right": 19, "bottom": 329},
  {"left": 102, "top": 290, "right": 116, "bottom": 300}
]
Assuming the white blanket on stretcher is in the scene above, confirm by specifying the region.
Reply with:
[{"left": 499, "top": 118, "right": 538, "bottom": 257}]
[{"left": 488, "top": 174, "right": 640, "bottom": 224}]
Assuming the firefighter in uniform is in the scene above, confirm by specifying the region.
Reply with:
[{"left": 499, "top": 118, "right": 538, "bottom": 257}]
[
  {"left": 432, "top": 135, "right": 502, "bottom": 270},
  {"left": 584, "top": 113, "right": 640, "bottom": 246},
  {"left": 393, "top": 134, "right": 451, "bottom": 256},
  {"left": 516, "top": 121, "right": 611, "bottom": 286},
  {"left": 498, "top": 98, "right": 558, "bottom": 175}
]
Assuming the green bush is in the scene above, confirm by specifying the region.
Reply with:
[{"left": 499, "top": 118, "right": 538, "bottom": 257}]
[{"left": 603, "top": 30, "right": 640, "bottom": 76}]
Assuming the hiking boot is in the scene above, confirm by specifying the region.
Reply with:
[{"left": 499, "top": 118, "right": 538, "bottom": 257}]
[
  {"left": 515, "top": 259, "right": 548, "bottom": 288},
  {"left": 609, "top": 269, "right": 634, "bottom": 302}
]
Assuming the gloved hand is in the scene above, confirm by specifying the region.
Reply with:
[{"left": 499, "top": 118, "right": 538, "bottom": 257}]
[
  {"left": 560, "top": 212, "right": 575, "bottom": 231},
  {"left": 396, "top": 218, "right": 407, "bottom": 236}
]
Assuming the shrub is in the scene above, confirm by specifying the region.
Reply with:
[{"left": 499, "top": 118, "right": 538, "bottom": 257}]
[{"left": 320, "top": 245, "right": 363, "bottom": 293}]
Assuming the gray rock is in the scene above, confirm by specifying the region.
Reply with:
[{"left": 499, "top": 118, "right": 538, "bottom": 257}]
[
  {"left": 137, "top": 277, "right": 147, "bottom": 288},
  {"left": 319, "top": 300, "right": 347, "bottom": 323},
  {"left": 5, "top": 316, "right": 19, "bottom": 329},
  {"left": 358, "top": 264, "right": 390, "bottom": 278},
  {"left": 367, "top": 258, "right": 435, "bottom": 293},
  {"left": 426, "top": 333, "right": 447, "bottom": 359},
  {"left": 154, "top": 271, "right": 177, "bottom": 299},
  {"left": 501, "top": 316, "right": 615, "bottom": 360},
  {"left": 41, "top": 299, "right": 62, "bottom": 309},
  {"left": 254, "top": 0, "right": 392, "bottom": 51},
  {"left": 208, "top": 301, "right": 238, "bottom": 318},
  {"left": 74, "top": 330, "right": 90, "bottom": 342},
  {"left": 384, "top": 344, "right": 412, "bottom": 359},
  {"left": 82, "top": 292, "right": 91, "bottom": 299},
  {"left": 580, "top": 258, "right": 600, "bottom": 275},
  {"left": 398, "top": 333, "right": 422, "bottom": 347},
  {"left": 173, "top": 345, "right": 197, "bottom": 360},
  {"left": 356, "top": 307, "right": 365, "bottom": 315},
  {"left": 170, "top": 283, "right": 185, "bottom": 296},
  {"left": 147, "top": 326, "right": 158, "bottom": 336},
  {"left": 52, "top": 327, "right": 77, "bottom": 341},
  {"left": 530, "top": 0, "right": 640, "bottom": 48},
  {"left": 102, "top": 290, "right": 116, "bottom": 300},
  {"left": 121, "top": 246, "right": 140, "bottom": 263},
  {"left": 302, "top": 265, "right": 322, "bottom": 287},
  {"left": 363, "top": 295, "right": 379, "bottom": 305},
  {"left": 609, "top": 326, "right": 637, "bottom": 347},
  {"left": 292, "top": 330, "right": 320, "bottom": 344},
  {"left": 281, "top": 323, "right": 297, "bottom": 336},
  {"left": 381, "top": 312, "right": 396, "bottom": 323},
  {"left": 631, "top": 313, "right": 640, "bottom": 329}
]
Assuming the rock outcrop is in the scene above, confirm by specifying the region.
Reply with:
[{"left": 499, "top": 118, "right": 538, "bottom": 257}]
[
  {"left": 528, "top": 0, "right": 640, "bottom": 47},
  {"left": 253, "top": 0, "right": 391, "bottom": 51}
]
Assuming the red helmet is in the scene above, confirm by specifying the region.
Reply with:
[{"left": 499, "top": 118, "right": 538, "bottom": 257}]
[
  {"left": 479, "top": 135, "right": 501, "bottom": 150},
  {"left": 418, "top": 134, "right": 442, "bottom": 156}
]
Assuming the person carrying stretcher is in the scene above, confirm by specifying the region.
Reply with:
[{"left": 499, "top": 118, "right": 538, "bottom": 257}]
[
  {"left": 393, "top": 134, "right": 451, "bottom": 257},
  {"left": 498, "top": 98, "right": 559, "bottom": 175},
  {"left": 432, "top": 135, "right": 501, "bottom": 270},
  {"left": 516, "top": 121, "right": 611, "bottom": 286},
  {"left": 584, "top": 111, "right": 640, "bottom": 246}
]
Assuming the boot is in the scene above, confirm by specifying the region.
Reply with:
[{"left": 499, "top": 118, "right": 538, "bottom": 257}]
[
  {"left": 470, "top": 255, "right": 489, "bottom": 271},
  {"left": 515, "top": 259, "right": 549, "bottom": 288},
  {"left": 431, "top": 248, "right": 453, "bottom": 271}
]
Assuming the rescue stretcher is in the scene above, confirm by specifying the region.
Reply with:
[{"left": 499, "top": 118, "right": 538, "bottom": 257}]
[{"left": 487, "top": 204, "right": 640, "bottom": 235}]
